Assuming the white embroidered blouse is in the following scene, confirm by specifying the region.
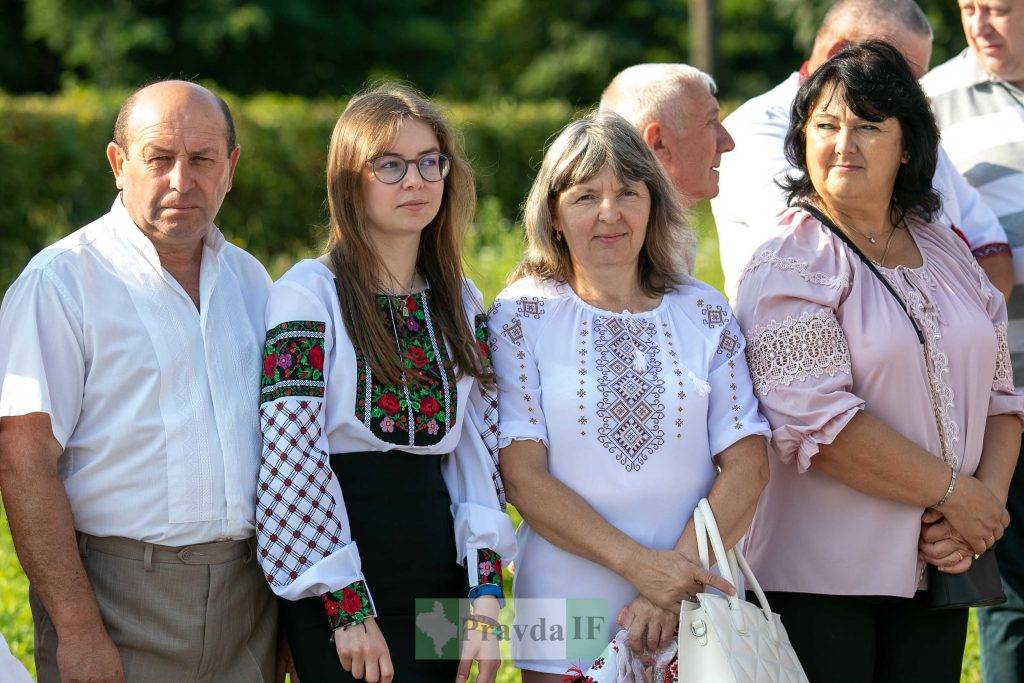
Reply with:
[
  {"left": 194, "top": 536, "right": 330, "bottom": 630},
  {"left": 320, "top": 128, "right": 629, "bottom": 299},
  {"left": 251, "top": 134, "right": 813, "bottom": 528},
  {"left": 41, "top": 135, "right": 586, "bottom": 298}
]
[
  {"left": 734, "top": 206, "right": 1024, "bottom": 598},
  {"left": 489, "top": 274, "right": 770, "bottom": 674},
  {"left": 255, "top": 259, "right": 515, "bottom": 623}
]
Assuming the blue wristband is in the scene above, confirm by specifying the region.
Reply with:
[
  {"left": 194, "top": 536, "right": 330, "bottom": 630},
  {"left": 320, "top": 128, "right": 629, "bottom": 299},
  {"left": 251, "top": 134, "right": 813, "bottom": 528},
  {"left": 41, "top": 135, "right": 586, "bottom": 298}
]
[{"left": 469, "top": 582, "right": 504, "bottom": 603}]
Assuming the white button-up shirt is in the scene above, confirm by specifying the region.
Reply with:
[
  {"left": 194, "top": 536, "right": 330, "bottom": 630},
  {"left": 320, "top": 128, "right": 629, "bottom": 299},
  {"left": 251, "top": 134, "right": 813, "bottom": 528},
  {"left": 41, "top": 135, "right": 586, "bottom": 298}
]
[
  {"left": 712, "top": 71, "right": 1010, "bottom": 300},
  {"left": 0, "top": 196, "right": 271, "bottom": 545}
]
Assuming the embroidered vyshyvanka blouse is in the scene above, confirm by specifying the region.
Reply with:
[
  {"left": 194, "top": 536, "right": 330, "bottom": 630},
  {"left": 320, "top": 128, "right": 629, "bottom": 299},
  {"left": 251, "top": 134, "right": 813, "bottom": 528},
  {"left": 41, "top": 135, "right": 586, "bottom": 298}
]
[
  {"left": 489, "top": 275, "right": 770, "bottom": 674},
  {"left": 255, "top": 259, "right": 515, "bottom": 627},
  {"left": 734, "top": 206, "right": 1024, "bottom": 598}
]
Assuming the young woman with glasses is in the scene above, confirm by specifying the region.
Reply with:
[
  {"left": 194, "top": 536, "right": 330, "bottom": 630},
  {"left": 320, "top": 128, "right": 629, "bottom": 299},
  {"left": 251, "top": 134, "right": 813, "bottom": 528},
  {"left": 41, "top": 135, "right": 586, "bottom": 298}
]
[{"left": 255, "top": 83, "right": 515, "bottom": 682}]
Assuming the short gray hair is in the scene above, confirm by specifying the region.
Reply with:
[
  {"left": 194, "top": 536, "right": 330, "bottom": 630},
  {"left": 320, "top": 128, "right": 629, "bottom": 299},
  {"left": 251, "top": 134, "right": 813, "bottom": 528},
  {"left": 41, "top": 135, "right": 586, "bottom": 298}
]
[
  {"left": 511, "top": 110, "right": 693, "bottom": 295},
  {"left": 818, "top": 0, "right": 932, "bottom": 44},
  {"left": 599, "top": 63, "right": 717, "bottom": 130}
]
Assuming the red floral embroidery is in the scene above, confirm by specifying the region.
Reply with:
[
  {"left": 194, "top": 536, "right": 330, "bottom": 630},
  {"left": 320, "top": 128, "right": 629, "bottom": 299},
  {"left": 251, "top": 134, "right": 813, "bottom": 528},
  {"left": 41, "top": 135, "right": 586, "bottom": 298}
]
[
  {"left": 407, "top": 346, "right": 428, "bottom": 368},
  {"left": 354, "top": 291, "right": 456, "bottom": 447},
  {"left": 341, "top": 587, "right": 363, "bottom": 614},
  {"left": 420, "top": 396, "right": 441, "bottom": 419},
  {"left": 322, "top": 580, "right": 374, "bottom": 629},
  {"left": 263, "top": 353, "right": 278, "bottom": 378},
  {"left": 309, "top": 345, "right": 324, "bottom": 371},
  {"left": 378, "top": 392, "right": 400, "bottom": 415}
]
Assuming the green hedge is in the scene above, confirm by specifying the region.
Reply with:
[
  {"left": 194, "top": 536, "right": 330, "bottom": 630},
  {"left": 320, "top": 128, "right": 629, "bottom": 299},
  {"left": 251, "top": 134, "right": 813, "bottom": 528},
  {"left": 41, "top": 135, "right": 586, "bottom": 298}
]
[{"left": 0, "top": 87, "right": 576, "bottom": 296}]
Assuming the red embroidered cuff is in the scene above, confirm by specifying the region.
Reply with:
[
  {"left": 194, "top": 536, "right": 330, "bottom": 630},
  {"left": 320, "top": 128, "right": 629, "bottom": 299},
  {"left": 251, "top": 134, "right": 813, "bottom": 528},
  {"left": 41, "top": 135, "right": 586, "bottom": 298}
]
[
  {"left": 974, "top": 242, "right": 1012, "bottom": 260},
  {"left": 322, "top": 580, "right": 375, "bottom": 630},
  {"left": 476, "top": 548, "right": 503, "bottom": 590}
]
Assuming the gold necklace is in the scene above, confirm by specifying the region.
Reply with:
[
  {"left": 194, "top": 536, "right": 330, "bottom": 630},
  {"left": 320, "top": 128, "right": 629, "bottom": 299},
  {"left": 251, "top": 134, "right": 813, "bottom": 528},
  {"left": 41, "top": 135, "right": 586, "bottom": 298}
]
[{"left": 821, "top": 204, "right": 899, "bottom": 263}]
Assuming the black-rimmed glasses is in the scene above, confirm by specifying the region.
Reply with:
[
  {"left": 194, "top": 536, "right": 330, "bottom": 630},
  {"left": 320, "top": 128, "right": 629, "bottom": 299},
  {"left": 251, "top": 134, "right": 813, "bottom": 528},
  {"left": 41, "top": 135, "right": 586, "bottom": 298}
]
[{"left": 367, "top": 152, "right": 450, "bottom": 184}]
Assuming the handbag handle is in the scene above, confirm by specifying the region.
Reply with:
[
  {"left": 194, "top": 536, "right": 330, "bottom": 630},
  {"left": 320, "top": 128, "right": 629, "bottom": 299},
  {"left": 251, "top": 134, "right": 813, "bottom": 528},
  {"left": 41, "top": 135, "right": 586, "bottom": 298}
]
[{"left": 693, "top": 498, "right": 780, "bottom": 639}]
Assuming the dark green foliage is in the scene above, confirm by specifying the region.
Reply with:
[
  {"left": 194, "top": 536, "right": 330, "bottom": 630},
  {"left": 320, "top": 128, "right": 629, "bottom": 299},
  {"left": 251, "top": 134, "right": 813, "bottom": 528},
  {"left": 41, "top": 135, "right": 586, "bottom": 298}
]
[{"left": 1, "top": 1, "right": 972, "bottom": 102}]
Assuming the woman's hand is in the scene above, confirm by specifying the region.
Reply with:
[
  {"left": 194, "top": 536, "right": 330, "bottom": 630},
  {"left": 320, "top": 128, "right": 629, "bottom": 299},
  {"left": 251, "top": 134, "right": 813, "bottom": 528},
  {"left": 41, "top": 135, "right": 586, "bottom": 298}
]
[
  {"left": 625, "top": 548, "right": 734, "bottom": 612},
  {"left": 334, "top": 617, "right": 393, "bottom": 682},
  {"left": 616, "top": 595, "right": 678, "bottom": 655},
  {"left": 919, "top": 508, "right": 975, "bottom": 574},
  {"left": 941, "top": 474, "right": 1010, "bottom": 555},
  {"left": 457, "top": 596, "right": 502, "bottom": 683}
]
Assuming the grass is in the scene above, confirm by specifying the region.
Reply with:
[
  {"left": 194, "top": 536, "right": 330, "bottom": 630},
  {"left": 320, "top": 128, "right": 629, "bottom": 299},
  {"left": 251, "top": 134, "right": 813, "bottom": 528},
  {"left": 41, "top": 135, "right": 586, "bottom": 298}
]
[{"left": 0, "top": 202, "right": 983, "bottom": 681}]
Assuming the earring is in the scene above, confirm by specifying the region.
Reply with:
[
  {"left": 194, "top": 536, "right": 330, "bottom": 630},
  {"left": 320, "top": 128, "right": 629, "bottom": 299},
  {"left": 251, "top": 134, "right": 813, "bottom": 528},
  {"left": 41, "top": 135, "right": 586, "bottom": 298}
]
[
  {"left": 901, "top": 152, "right": 910, "bottom": 164},
  {"left": 554, "top": 230, "right": 564, "bottom": 242}
]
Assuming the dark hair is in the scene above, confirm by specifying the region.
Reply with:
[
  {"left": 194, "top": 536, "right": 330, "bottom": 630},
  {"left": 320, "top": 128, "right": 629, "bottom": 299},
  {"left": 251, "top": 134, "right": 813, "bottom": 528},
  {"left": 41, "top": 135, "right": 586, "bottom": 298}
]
[
  {"left": 781, "top": 40, "right": 941, "bottom": 225},
  {"left": 113, "top": 79, "right": 236, "bottom": 154}
]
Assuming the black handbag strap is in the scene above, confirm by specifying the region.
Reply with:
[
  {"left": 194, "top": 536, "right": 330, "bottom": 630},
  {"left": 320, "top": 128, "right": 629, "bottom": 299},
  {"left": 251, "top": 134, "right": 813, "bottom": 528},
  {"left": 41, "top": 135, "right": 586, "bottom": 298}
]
[{"left": 797, "top": 201, "right": 925, "bottom": 345}]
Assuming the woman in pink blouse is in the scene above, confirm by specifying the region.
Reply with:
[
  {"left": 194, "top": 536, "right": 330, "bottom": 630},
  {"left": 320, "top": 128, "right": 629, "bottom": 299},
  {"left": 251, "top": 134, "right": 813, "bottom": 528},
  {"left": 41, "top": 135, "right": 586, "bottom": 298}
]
[{"left": 734, "top": 41, "right": 1024, "bottom": 682}]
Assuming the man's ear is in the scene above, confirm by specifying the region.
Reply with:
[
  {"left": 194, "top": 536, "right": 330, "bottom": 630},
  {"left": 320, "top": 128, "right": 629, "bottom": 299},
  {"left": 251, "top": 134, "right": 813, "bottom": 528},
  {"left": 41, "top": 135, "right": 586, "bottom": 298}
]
[
  {"left": 226, "top": 145, "right": 241, "bottom": 192},
  {"left": 642, "top": 121, "right": 670, "bottom": 162},
  {"left": 106, "top": 142, "right": 126, "bottom": 190}
]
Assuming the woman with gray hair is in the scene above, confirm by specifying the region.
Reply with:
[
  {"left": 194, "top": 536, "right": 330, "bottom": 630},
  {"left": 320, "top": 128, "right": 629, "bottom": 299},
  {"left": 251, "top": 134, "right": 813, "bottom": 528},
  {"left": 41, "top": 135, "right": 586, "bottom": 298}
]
[{"left": 489, "top": 111, "right": 770, "bottom": 680}]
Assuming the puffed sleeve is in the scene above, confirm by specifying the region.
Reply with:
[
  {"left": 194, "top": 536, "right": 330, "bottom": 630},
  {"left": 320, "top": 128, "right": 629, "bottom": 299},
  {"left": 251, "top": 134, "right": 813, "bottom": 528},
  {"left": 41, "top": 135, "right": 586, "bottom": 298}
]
[
  {"left": 733, "top": 237, "right": 864, "bottom": 473},
  {"left": 0, "top": 268, "right": 85, "bottom": 447},
  {"left": 444, "top": 283, "right": 517, "bottom": 598},
  {"left": 700, "top": 292, "right": 772, "bottom": 456},
  {"left": 487, "top": 288, "right": 549, "bottom": 447},
  {"left": 256, "top": 277, "right": 376, "bottom": 629}
]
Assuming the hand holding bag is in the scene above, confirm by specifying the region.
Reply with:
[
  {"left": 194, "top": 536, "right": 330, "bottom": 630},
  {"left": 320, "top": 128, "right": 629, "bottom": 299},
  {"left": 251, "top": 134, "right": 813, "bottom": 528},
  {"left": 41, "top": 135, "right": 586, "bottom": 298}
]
[
  {"left": 571, "top": 499, "right": 807, "bottom": 682},
  {"left": 675, "top": 498, "right": 808, "bottom": 683}
]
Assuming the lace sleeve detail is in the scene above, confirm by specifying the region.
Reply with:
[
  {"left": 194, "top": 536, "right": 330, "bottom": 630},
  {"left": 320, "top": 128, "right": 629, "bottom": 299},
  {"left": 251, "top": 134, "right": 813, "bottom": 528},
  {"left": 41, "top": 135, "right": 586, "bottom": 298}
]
[
  {"left": 739, "top": 250, "right": 850, "bottom": 290},
  {"left": 994, "top": 322, "right": 1014, "bottom": 393},
  {"left": 746, "top": 309, "right": 852, "bottom": 396}
]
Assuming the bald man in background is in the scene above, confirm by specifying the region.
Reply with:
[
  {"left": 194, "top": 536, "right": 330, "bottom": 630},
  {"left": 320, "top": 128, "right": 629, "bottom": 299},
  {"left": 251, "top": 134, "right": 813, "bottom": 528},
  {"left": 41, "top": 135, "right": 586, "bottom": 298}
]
[
  {"left": 0, "top": 80, "right": 276, "bottom": 681},
  {"left": 601, "top": 63, "right": 735, "bottom": 207},
  {"left": 712, "top": 0, "right": 1014, "bottom": 301}
]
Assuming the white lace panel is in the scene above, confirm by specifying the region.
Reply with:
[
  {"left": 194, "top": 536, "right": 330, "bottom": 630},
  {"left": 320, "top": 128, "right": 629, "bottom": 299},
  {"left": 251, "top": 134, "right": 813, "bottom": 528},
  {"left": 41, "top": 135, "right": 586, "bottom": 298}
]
[
  {"left": 746, "top": 309, "right": 852, "bottom": 396},
  {"left": 994, "top": 322, "right": 1014, "bottom": 393}
]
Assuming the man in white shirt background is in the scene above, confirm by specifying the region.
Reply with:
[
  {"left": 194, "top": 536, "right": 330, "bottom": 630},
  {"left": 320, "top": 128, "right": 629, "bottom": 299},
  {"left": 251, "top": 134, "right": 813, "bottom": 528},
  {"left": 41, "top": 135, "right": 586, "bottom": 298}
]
[
  {"left": 0, "top": 80, "right": 277, "bottom": 681},
  {"left": 923, "top": 2, "right": 1024, "bottom": 678},
  {"left": 711, "top": 0, "right": 1015, "bottom": 302},
  {"left": 600, "top": 62, "right": 735, "bottom": 207}
]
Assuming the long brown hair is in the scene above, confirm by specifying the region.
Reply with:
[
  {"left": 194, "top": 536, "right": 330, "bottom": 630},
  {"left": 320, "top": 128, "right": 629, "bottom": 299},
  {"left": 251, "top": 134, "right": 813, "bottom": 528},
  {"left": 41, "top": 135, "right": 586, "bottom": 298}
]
[{"left": 326, "top": 83, "right": 487, "bottom": 386}]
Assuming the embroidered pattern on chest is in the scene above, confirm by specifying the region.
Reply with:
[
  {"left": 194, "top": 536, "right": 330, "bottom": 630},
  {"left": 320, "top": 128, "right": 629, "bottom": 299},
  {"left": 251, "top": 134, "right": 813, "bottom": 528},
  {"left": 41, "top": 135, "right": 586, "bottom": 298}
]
[
  {"left": 578, "top": 320, "right": 589, "bottom": 437},
  {"left": 594, "top": 316, "right": 666, "bottom": 471},
  {"left": 660, "top": 320, "right": 686, "bottom": 440},
  {"left": 354, "top": 292, "right": 456, "bottom": 447}
]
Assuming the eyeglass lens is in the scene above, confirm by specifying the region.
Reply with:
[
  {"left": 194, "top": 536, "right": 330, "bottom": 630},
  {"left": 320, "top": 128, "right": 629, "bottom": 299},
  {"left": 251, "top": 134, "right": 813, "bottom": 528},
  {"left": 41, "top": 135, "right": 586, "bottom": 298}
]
[{"left": 371, "top": 153, "right": 450, "bottom": 184}]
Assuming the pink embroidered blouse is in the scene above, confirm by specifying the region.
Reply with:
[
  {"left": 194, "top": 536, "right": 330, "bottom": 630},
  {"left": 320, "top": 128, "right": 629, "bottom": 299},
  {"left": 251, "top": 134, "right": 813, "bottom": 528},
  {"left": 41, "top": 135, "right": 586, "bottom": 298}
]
[{"left": 733, "top": 206, "right": 1024, "bottom": 597}]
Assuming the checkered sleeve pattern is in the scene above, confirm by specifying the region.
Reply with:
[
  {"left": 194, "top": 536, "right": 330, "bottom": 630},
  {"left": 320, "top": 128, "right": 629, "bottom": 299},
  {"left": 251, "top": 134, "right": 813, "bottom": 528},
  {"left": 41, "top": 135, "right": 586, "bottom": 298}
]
[
  {"left": 256, "top": 320, "right": 370, "bottom": 614},
  {"left": 257, "top": 398, "right": 342, "bottom": 589}
]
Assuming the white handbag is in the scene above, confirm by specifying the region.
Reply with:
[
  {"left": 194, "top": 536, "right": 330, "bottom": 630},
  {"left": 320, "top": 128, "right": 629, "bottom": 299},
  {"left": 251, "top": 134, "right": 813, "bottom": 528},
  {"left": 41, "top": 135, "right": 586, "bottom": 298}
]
[
  {"left": 569, "top": 498, "right": 807, "bottom": 683},
  {"left": 677, "top": 498, "right": 808, "bottom": 683}
]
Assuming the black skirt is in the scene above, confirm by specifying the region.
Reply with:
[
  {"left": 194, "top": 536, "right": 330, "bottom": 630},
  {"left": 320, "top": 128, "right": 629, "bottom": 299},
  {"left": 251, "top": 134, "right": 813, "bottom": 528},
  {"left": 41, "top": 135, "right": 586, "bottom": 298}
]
[{"left": 279, "top": 449, "right": 466, "bottom": 681}]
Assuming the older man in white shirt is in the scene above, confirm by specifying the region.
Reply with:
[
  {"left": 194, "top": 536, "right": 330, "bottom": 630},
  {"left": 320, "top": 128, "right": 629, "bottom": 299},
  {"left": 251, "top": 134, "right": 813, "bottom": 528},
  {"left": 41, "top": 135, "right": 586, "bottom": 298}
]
[
  {"left": 600, "top": 63, "right": 735, "bottom": 207},
  {"left": 0, "top": 81, "right": 276, "bottom": 682},
  {"left": 711, "top": 0, "right": 1015, "bottom": 302}
]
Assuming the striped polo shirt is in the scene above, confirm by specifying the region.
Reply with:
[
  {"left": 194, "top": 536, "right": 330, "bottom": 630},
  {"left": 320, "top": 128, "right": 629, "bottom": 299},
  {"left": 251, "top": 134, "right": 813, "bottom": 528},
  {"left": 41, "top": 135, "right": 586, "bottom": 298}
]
[{"left": 923, "top": 49, "right": 1024, "bottom": 388}]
